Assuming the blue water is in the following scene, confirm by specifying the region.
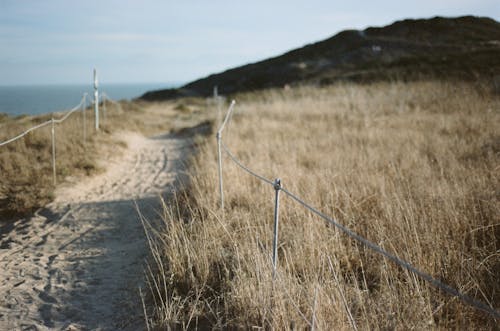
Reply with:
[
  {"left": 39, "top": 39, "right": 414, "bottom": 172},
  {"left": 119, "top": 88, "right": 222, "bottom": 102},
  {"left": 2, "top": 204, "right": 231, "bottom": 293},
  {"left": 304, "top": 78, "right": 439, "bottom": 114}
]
[{"left": 0, "top": 83, "right": 177, "bottom": 116}]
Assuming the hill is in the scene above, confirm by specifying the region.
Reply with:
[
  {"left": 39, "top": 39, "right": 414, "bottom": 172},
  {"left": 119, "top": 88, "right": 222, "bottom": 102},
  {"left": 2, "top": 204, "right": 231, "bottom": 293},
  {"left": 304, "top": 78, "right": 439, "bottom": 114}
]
[{"left": 140, "top": 16, "right": 500, "bottom": 100}]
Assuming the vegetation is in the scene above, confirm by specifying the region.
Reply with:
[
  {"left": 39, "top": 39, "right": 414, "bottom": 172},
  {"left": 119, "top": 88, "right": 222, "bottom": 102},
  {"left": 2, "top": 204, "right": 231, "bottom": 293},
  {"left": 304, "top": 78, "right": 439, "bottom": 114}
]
[
  {"left": 0, "top": 99, "right": 181, "bottom": 217},
  {"left": 145, "top": 81, "right": 499, "bottom": 329}
]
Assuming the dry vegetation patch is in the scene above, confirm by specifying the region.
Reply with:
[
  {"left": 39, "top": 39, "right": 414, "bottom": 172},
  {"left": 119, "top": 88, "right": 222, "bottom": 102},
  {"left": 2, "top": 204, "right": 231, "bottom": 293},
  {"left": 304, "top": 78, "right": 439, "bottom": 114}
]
[
  {"left": 147, "top": 81, "right": 499, "bottom": 329},
  {"left": 0, "top": 99, "right": 186, "bottom": 217}
]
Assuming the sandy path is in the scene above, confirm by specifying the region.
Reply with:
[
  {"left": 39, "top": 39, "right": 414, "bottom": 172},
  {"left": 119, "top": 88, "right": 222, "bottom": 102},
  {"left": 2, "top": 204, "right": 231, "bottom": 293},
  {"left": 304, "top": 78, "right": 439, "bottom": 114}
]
[{"left": 0, "top": 131, "right": 190, "bottom": 330}]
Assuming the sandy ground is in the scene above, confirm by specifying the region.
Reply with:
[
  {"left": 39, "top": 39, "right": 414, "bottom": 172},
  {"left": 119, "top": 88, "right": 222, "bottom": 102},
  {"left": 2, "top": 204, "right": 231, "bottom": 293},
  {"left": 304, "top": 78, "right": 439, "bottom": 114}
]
[{"left": 0, "top": 130, "right": 191, "bottom": 330}]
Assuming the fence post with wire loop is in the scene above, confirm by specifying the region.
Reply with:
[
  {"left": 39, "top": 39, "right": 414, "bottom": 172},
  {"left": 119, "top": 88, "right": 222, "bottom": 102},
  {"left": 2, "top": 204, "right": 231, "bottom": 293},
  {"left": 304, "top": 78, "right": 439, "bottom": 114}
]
[
  {"left": 216, "top": 100, "right": 236, "bottom": 212},
  {"left": 216, "top": 131, "right": 224, "bottom": 211},
  {"left": 51, "top": 117, "right": 56, "bottom": 186},
  {"left": 272, "top": 178, "right": 281, "bottom": 280}
]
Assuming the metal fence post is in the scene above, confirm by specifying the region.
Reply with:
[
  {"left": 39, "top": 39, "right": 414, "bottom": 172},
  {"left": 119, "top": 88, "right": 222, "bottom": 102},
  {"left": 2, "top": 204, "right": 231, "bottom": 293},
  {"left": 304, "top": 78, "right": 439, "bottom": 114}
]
[
  {"left": 216, "top": 100, "right": 236, "bottom": 213},
  {"left": 272, "top": 178, "right": 281, "bottom": 279},
  {"left": 51, "top": 118, "right": 56, "bottom": 186},
  {"left": 216, "top": 131, "right": 224, "bottom": 211}
]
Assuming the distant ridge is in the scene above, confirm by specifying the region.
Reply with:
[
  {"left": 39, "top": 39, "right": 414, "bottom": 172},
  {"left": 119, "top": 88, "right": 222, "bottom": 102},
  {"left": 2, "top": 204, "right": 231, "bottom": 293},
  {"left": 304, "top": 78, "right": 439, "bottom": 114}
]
[{"left": 141, "top": 16, "right": 500, "bottom": 100}]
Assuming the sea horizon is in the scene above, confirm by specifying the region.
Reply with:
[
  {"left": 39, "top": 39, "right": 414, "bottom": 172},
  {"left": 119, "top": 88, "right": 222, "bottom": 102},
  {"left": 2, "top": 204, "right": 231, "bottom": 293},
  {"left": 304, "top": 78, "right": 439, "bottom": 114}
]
[{"left": 0, "top": 82, "right": 180, "bottom": 117}]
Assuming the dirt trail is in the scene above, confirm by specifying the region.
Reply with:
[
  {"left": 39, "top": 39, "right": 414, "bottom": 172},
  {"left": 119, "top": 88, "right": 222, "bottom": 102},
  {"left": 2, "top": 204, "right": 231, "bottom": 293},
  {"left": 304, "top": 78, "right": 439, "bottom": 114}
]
[{"left": 0, "top": 131, "right": 190, "bottom": 330}]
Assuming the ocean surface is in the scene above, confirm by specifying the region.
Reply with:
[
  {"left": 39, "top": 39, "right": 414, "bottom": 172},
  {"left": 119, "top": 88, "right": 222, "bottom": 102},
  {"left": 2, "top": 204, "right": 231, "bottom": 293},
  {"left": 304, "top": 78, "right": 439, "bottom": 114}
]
[{"left": 0, "top": 83, "right": 177, "bottom": 116}]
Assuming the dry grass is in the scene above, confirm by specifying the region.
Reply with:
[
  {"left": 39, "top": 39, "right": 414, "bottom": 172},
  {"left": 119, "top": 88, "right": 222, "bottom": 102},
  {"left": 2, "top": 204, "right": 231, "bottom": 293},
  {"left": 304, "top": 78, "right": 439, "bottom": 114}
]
[
  {"left": 145, "top": 81, "right": 499, "bottom": 329},
  {"left": 0, "top": 98, "right": 192, "bottom": 216}
]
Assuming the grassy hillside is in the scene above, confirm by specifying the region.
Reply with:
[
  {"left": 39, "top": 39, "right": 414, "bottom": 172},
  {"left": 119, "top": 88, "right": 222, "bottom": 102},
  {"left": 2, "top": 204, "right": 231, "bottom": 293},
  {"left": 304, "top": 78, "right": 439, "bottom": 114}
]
[
  {"left": 145, "top": 80, "right": 499, "bottom": 329},
  {"left": 141, "top": 16, "right": 500, "bottom": 100}
]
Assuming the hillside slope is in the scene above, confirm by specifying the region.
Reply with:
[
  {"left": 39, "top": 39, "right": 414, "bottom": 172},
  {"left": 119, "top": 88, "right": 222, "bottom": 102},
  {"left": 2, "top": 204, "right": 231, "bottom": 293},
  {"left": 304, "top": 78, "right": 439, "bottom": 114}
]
[{"left": 141, "top": 16, "right": 500, "bottom": 100}]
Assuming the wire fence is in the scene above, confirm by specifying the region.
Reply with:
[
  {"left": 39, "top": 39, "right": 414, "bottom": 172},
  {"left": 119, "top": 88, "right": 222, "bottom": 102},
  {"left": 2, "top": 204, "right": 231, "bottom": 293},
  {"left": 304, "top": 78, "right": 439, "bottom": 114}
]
[
  {"left": 1, "top": 91, "right": 120, "bottom": 185},
  {"left": 215, "top": 100, "right": 500, "bottom": 319},
  {"left": 0, "top": 95, "right": 85, "bottom": 147}
]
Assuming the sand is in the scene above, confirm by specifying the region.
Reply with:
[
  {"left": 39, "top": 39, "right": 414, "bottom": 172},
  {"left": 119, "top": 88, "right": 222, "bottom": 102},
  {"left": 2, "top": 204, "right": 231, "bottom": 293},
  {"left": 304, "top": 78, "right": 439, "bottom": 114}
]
[{"left": 0, "top": 131, "right": 190, "bottom": 330}]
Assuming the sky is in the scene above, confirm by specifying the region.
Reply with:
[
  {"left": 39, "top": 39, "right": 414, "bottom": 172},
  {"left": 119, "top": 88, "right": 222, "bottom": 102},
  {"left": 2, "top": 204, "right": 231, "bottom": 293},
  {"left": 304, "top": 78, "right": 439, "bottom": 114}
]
[{"left": 0, "top": 0, "right": 498, "bottom": 86}]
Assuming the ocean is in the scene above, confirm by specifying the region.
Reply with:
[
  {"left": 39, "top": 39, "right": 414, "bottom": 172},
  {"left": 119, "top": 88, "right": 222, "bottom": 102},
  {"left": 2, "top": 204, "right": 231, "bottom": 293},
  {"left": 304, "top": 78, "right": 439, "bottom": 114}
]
[{"left": 0, "top": 83, "right": 177, "bottom": 117}]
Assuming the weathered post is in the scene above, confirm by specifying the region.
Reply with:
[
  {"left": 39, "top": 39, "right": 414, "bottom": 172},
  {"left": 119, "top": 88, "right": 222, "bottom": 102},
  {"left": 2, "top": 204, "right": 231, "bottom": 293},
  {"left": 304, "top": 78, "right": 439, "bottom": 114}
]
[
  {"left": 216, "top": 100, "right": 236, "bottom": 212},
  {"left": 272, "top": 178, "right": 281, "bottom": 279},
  {"left": 94, "top": 68, "right": 99, "bottom": 130},
  {"left": 216, "top": 131, "right": 224, "bottom": 211}
]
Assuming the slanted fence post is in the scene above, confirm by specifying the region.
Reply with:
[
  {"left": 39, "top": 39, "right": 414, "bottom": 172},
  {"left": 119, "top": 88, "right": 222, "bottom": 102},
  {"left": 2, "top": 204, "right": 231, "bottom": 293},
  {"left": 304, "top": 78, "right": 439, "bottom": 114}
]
[
  {"left": 216, "top": 131, "right": 224, "bottom": 211},
  {"left": 216, "top": 100, "right": 235, "bottom": 213}
]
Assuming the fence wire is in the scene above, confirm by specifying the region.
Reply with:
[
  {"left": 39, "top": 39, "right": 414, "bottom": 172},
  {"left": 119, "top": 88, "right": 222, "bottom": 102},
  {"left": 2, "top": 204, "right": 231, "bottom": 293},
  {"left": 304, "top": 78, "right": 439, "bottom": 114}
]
[
  {"left": 0, "top": 120, "right": 52, "bottom": 147},
  {"left": 53, "top": 94, "right": 87, "bottom": 124},
  {"left": 0, "top": 94, "right": 87, "bottom": 147},
  {"left": 218, "top": 105, "right": 500, "bottom": 319},
  {"left": 101, "top": 92, "right": 121, "bottom": 107},
  {"left": 0, "top": 91, "right": 123, "bottom": 148},
  {"left": 280, "top": 187, "right": 500, "bottom": 319},
  {"left": 220, "top": 141, "right": 274, "bottom": 186}
]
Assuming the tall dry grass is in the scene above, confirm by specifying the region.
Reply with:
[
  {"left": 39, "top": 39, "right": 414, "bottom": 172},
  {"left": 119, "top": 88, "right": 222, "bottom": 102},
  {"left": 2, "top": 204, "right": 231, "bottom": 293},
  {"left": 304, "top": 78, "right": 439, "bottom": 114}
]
[{"left": 145, "top": 81, "right": 499, "bottom": 329}]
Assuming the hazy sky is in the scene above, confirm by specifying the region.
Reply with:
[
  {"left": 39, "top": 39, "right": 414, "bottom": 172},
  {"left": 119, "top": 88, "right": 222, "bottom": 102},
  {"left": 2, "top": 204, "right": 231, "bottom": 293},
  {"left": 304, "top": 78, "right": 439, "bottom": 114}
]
[{"left": 0, "top": 0, "right": 498, "bottom": 86}]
